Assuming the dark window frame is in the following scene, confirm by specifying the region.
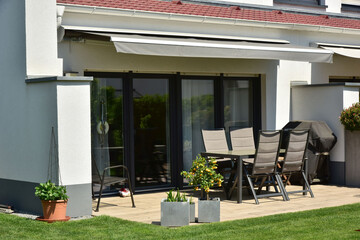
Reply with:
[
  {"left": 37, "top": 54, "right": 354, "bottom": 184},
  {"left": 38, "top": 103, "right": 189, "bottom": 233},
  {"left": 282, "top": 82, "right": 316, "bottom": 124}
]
[{"left": 86, "top": 71, "right": 261, "bottom": 191}]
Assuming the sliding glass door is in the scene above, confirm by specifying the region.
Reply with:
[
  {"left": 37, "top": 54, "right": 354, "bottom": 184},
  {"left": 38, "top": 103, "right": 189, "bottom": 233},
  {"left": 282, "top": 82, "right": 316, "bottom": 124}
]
[
  {"left": 182, "top": 79, "right": 214, "bottom": 172},
  {"left": 133, "top": 78, "right": 171, "bottom": 187},
  {"left": 91, "top": 77, "right": 124, "bottom": 193}
]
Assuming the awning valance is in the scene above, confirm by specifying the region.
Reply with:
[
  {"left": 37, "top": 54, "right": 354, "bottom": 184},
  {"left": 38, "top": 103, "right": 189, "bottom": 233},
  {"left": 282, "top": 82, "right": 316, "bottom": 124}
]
[
  {"left": 313, "top": 42, "right": 360, "bottom": 59},
  {"left": 81, "top": 31, "right": 333, "bottom": 63}
]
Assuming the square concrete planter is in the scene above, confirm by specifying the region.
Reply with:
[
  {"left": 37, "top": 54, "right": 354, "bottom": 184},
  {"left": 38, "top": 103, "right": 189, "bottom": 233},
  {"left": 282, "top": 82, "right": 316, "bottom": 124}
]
[
  {"left": 190, "top": 202, "right": 195, "bottom": 223},
  {"left": 160, "top": 199, "right": 190, "bottom": 227},
  {"left": 198, "top": 197, "right": 220, "bottom": 223},
  {"left": 345, "top": 130, "right": 360, "bottom": 187}
]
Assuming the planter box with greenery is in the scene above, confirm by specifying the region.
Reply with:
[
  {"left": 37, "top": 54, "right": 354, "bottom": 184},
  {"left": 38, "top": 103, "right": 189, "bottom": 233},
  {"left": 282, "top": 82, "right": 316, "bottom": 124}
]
[
  {"left": 34, "top": 180, "right": 70, "bottom": 223},
  {"left": 340, "top": 102, "right": 360, "bottom": 187},
  {"left": 161, "top": 189, "right": 191, "bottom": 227},
  {"left": 181, "top": 155, "right": 223, "bottom": 223}
]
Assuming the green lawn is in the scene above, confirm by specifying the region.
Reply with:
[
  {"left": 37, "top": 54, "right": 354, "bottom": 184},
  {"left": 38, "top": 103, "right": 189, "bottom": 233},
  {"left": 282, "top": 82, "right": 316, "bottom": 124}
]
[{"left": 1, "top": 203, "right": 360, "bottom": 240}]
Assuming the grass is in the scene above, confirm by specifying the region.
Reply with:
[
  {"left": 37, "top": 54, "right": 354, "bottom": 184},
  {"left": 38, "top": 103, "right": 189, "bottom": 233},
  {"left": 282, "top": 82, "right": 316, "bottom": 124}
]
[{"left": 1, "top": 203, "right": 360, "bottom": 240}]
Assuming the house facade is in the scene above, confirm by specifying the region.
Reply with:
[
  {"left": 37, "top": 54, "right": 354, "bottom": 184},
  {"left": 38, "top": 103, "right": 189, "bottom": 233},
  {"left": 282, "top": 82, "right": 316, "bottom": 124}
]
[{"left": 1, "top": 0, "right": 360, "bottom": 217}]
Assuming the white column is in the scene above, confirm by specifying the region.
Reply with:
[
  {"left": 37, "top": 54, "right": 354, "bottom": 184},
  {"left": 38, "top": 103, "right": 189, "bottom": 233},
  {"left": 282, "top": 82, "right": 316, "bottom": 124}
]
[
  {"left": 57, "top": 82, "right": 92, "bottom": 186},
  {"left": 275, "top": 60, "right": 311, "bottom": 130}
]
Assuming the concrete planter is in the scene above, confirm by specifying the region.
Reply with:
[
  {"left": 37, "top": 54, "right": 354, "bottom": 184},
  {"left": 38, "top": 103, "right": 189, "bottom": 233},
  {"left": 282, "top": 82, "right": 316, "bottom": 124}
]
[
  {"left": 345, "top": 130, "right": 360, "bottom": 187},
  {"left": 190, "top": 202, "right": 195, "bottom": 223},
  {"left": 160, "top": 199, "right": 190, "bottom": 227},
  {"left": 198, "top": 197, "right": 220, "bottom": 223}
]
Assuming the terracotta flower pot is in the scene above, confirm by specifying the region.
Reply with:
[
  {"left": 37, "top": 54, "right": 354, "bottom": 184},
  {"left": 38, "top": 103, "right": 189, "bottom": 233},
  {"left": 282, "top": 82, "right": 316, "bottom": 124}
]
[{"left": 41, "top": 200, "right": 68, "bottom": 220}]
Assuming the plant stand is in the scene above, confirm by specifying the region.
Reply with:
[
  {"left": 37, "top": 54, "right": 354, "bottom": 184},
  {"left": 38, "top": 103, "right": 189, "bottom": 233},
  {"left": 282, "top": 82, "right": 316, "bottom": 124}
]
[
  {"left": 198, "top": 197, "right": 220, "bottom": 223},
  {"left": 160, "top": 199, "right": 190, "bottom": 227}
]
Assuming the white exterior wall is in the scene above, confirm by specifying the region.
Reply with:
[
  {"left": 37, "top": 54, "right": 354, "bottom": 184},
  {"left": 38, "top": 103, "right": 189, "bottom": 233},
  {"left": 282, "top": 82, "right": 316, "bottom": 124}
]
[
  {"left": 313, "top": 55, "right": 360, "bottom": 84},
  {"left": 325, "top": 0, "right": 342, "bottom": 13},
  {"left": 25, "top": 0, "right": 63, "bottom": 76},
  {"left": 291, "top": 85, "right": 359, "bottom": 163}
]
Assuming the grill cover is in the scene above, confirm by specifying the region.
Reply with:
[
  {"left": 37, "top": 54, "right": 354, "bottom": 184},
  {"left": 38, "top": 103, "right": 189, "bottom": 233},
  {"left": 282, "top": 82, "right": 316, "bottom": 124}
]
[{"left": 281, "top": 121, "right": 337, "bottom": 183}]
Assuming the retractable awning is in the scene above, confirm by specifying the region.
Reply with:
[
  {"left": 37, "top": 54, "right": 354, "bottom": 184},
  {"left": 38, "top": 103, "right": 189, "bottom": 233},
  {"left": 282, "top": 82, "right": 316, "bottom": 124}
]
[
  {"left": 312, "top": 42, "right": 360, "bottom": 59},
  {"left": 80, "top": 31, "right": 333, "bottom": 63}
]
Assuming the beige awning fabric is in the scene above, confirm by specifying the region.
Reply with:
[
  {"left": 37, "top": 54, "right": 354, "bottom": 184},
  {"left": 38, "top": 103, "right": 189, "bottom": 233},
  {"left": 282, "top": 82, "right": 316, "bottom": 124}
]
[
  {"left": 313, "top": 42, "right": 360, "bottom": 59},
  {"left": 322, "top": 46, "right": 360, "bottom": 59},
  {"left": 85, "top": 32, "right": 333, "bottom": 63}
]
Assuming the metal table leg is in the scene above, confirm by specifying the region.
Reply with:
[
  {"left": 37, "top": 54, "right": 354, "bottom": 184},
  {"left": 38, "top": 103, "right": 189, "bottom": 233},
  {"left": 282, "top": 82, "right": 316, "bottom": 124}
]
[{"left": 237, "top": 156, "right": 243, "bottom": 203}]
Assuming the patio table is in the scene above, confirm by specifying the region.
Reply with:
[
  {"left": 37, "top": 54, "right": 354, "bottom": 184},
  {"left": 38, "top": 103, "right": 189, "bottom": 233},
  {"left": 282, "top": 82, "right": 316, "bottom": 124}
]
[{"left": 201, "top": 148, "right": 288, "bottom": 204}]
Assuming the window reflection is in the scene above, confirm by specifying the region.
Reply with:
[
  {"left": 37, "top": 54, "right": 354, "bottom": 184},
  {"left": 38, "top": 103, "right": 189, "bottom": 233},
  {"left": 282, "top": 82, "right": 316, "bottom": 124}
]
[
  {"left": 133, "top": 78, "right": 171, "bottom": 187},
  {"left": 182, "top": 79, "right": 214, "bottom": 172},
  {"left": 91, "top": 78, "right": 124, "bottom": 194}
]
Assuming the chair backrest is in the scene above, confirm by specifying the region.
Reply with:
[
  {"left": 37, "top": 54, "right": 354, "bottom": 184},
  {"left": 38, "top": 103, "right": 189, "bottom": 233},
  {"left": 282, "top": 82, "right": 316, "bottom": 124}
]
[
  {"left": 201, "top": 129, "right": 229, "bottom": 152},
  {"left": 281, "top": 129, "right": 309, "bottom": 173},
  {"left": 252, "top": 130, "right": 281, "bottom": 175},
  {"left": 230, "top": 127, "right": 255, "bottom": 151}
]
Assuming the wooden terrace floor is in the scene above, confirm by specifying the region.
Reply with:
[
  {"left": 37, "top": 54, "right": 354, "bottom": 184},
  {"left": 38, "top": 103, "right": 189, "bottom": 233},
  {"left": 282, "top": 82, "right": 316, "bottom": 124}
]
[{"left": 92, "top": 184, "right": 360, "bottom": 225}]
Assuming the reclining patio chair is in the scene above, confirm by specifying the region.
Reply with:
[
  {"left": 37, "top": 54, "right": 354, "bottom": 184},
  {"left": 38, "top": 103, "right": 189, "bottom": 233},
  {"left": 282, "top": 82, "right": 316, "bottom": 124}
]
[
  {"left": 243, "top": 130, "right": 287, "bottom": 204},
  {"left": 201, "top": 129, "right": 235, "bottom": 198},
  {"left": 279, "top": 129, "right": 314, "bottom": 200},
  {"left": 92, "top": 159, "right": 135, "bottom": 212}
]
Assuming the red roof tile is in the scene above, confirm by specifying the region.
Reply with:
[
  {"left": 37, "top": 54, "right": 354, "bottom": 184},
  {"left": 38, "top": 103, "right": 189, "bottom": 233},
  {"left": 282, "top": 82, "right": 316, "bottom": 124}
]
[{"left": 57, "top": 0, "right": 360, "bottom": 30}]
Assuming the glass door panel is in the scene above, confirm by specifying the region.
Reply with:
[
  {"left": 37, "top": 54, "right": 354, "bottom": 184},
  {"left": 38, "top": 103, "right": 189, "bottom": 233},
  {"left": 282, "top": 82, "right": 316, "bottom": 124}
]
[
  {"left": 91, "top": 78, "right": 124, "bottom": 194},
  {"left": 223, "top": 79, "right": 253, "bottom": 146},
  {"left": 182, "top": 79, "right": 214, "bottom": 173},
  {"left": 133, "top": 78, "right": 171, "bottom": 187}
]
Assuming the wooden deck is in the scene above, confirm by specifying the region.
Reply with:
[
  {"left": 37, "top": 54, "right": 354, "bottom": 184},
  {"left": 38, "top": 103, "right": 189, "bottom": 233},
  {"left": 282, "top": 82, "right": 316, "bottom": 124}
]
[{"left": 92, "top": 184, "right": 360, "bottom": 225}]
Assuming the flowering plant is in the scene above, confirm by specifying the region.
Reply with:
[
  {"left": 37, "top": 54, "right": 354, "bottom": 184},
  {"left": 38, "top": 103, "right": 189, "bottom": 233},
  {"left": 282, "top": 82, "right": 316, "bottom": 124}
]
[
  {"left": 340, "top": 102, "right": 360, "bottom": 131},
  {"left": 181, "top": 155, "right": 223, "bottom": 200}
]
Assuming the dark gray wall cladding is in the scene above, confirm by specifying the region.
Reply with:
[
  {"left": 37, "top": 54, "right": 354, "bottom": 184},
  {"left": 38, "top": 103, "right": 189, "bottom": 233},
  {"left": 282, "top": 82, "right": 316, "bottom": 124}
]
[
  {"left": 0, "top": 178, "right": 42, "bottom": 215},
  {"left": 330, "top": 162, "right": 345, "bottom": 185},
  {"left": 0, "top": 178, "right": 92, "bottom": 217}
]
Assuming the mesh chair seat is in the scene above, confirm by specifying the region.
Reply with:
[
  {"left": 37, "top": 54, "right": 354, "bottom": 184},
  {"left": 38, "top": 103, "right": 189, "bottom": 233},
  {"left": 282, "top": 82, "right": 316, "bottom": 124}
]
[
  {"left": 243, "top": 130, "right": 287, "bottom": 204},
  {"left": 280, "top": 129, "right": 314, "bottom": 199}
]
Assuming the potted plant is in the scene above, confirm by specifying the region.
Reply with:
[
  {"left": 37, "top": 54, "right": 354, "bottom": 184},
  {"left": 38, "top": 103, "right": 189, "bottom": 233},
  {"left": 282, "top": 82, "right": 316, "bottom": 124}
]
[
  {"left": 34, "top": 180, "right": 70, "bottom": 223},
  {"left": 161, "top": 189, "right": 192, "bottom": 227},
  {"left": 181, "top": 155, "right": 223, "bottom": 223},
  {"left": 340, "top": 103, "right": 360, "bottom": 186}
]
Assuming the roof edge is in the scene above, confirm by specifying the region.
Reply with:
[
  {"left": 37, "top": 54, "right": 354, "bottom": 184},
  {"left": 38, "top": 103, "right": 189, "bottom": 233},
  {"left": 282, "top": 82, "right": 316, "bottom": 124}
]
[{"left": 58, "top": 3, "right": 360, "bottom": 35}]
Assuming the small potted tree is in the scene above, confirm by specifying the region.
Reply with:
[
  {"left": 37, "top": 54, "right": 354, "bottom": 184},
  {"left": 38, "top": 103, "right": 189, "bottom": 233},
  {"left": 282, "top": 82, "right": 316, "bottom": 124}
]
[
  {"left": 161, "top": 189, "right": 192, "bottom": 227},
  {"left": 35, "top": 180, "right": 70, "bottom": 223},
  {"left": 181, "top": 155, "right": 223, "bottom": 223}
]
